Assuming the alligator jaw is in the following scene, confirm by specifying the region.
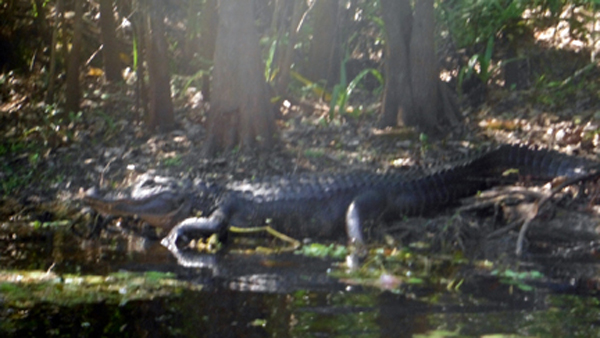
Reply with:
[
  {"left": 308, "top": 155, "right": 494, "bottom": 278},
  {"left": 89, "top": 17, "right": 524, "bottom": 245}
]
[{"left": 84, "top": 191, "right": 192, "bottom": 229}]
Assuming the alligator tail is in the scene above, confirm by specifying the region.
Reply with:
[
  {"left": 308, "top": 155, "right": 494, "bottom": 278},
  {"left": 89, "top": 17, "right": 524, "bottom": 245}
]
[{"left": 482, "top": 144, "right": 597, "bottom": 179}]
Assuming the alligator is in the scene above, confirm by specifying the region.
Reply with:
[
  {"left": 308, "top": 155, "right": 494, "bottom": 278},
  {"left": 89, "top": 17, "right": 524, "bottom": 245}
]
[{"left": 84, "top": 144, "right": 597, "bottom": 257}]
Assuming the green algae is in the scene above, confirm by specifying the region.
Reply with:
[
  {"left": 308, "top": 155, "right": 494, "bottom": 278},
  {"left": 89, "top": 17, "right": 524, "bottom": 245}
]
[{"left": 0, "top": 270, "right": 200, "bottom": 307}]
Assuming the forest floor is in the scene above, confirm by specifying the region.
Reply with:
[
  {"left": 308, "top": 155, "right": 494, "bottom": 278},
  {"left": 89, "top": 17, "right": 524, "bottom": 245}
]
[{"left": 3, "top": 40, "right": 600, "bottom": 262}]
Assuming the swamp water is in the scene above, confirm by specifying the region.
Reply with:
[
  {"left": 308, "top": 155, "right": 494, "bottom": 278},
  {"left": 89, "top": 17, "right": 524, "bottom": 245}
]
[{"left": 1, "top": 222, "right": 600, "bottom": 337}]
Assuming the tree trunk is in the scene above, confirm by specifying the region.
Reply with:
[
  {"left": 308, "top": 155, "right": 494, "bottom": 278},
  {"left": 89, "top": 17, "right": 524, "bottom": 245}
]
[
  {"left": 99, "top": 0, "right": 122, "bottom": 82},
  {"left": 182, "top": 0, "right": 201, "bottom": 74},
  {"left": 378, "top": 0, "right": 412, "bottom": 127},
  {"left": 145, "top": 0, "right": 174, "bottom": 132},
  {"left": 276, "top": 0, "right": 305, "bottom": 93},
  {"left": 306, "top": 0, "right": 340, "bottom": 85},
  {"left": 199, "top": 0, "right": 218, "bottom": 101},
  {"left": 204, "top": 0, "right": 276, "bottom": 155},
  {"left": 64, "top": 0, "right": 83, "bottom": 115},
  {"left": 378, "top": 0, "right": 461, "bottom": 135},
  {"left": 129, "top": 4, "right": 148, "bottom": 120},
  {"left": 45, "top": 0, "right": 63, "bottom": 104},
  {"left": 408, "top": 0, "right": 438, "bottom": 132},
  {"left": 32, "top": 0, "right": 49, "bottom": 43}
]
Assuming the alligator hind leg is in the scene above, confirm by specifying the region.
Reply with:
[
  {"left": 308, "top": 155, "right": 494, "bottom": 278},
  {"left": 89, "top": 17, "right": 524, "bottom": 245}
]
[{"left": 161, "top": 210, "right": 228, "bottom": 252}]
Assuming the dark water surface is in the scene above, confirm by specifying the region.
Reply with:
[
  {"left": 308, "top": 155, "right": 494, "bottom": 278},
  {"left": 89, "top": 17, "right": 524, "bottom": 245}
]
[{"left": 1, "top": 223, "right": 600, "bottom": 337}]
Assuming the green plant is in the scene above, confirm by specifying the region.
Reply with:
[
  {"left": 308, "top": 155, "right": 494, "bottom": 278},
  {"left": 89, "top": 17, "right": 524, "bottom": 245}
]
[
  {"left": 1, "top": 163, "right": 33, "bottom": 194},
  {"left": 532, "top": 62, "right": 596, "bottom": 107},
  {"left": 28, "top": 152, "right": 40, "bottom": 167},
  {"left": 419, "top": 133, "right": 430, "bottom": 154},
  {"left": 290, "top": 70, "right": 330, "bottom": 101},
  {"left": 439, "top": 0, "right": 528, "bottom": 48},
  {"left": 457, "top": 35, "right": 495, "bottom": 90},
  {"left": 132, "top": 33, "right": 138, "bottom": 70},
  {"left": 303, "top": 148, "right": 325, "bottom": 158},
  {"left": 328, "top": 46, "right": 383, "bottom": 121},
  {"left": 264, "top": 38, "right": 279, "bottom": 83},
  {"left": 162, "top": 156, "right": 182, "bottom": 167},
  {"left": 295, "top": 243, "right": 348, "bottom": 259},
  {"left": 173, "top": 66, "right": 211, "bottom": 99},
  {"left": 491, "top": 268, "right": 544, "bottom": 291},
  {"left": 31, "top": 0, "right": 50, "bottom": 18},
  {"left": 95, "top": 110, "right": 116, "bottom": 133}
]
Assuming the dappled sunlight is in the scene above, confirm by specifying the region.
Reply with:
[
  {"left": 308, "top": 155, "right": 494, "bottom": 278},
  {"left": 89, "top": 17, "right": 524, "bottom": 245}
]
[
  {"left": 527, "top": 5, "right": 600, "bottom": 57},
  {"left": 3, "top": 0, "right": 600, "bottom": 336}
]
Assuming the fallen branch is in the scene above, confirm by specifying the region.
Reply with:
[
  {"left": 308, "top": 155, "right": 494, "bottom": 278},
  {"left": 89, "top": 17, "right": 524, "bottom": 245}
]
[
  {"left": 516, "top": 169, "right": 600, "bottom": 256},
  {"left": 230, "top": 225, "right": 301, "bottom": 252}
]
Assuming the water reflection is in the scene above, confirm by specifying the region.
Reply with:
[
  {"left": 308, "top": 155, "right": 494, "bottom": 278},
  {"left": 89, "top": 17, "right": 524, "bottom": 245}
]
[{"left": 2, "top": 224, "right": 600, "bottom": 337}]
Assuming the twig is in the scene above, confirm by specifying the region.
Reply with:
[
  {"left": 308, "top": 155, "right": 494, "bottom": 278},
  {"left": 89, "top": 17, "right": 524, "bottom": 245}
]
[
  {"left": 516, "top": 170, "right": 600, "bottom": 256},
  {"left": 230, "top": 225, "right": 301, "bottom": 252}
]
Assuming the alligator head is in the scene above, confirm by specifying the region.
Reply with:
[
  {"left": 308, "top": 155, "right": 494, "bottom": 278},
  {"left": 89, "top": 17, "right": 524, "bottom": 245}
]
[{"left": 84, "top": 174, "right": 195, "bottom": 229}]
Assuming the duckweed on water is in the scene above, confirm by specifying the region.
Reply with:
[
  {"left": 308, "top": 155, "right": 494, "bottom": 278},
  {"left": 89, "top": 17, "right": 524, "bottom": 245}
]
[
  {"left": 0, "top": 270, "right": 199, "bottom": 307},
  {"left": 295, "top": 243, "right": 348, "bottom": 259}
]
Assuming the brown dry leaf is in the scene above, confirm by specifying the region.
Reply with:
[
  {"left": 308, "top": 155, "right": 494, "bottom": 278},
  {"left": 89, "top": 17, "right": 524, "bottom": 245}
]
[
  {"left": 479, "top": 118, "right": 518, "bottom": 131},
  {"left": 87, "top": 67, "right": 104, "bottom": 77}
]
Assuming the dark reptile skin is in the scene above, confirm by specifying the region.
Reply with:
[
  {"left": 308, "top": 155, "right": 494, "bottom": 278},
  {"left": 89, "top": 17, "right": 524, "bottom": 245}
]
[
  {"left": 157, "top": 144, "right": 598, "bottom": 248},
  {"left": 86, "top": 144, "right": 598, "bottom": 244}
]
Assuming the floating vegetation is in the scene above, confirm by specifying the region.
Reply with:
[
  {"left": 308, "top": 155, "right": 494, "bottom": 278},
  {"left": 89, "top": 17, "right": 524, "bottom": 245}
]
[
  {"left": 491, "top": 268, "right": 544, "bottom": 292},
  {"left": 0, "top": 270, "right": 200, "bottom": 308},
  {"left": 326, "top": 247, "right": 470, "bottom": 292},
  {"left": 295, "top": 243, "right": 348, "bottom": 259}
]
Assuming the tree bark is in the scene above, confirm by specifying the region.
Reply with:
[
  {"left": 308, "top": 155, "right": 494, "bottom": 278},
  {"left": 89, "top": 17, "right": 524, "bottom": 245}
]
[
  {"left": 64, "top": 0, "right": 83, "bottom": 115},
  {"left": 204, "top": 0, "right": 276, "bottom": 155},
  {"left": 378, "top": 0, "right": 461, "bottom": 135},
  {"left": 145, "top": 0, "right": 174, "bottom": 132},
  {"left": 408, "top": 0, "right": 438, "bottom": 132},
  {"left": 32, "top": 0, "right": 49, "bottom": 43},
  {"left": 378, "top": 0, "right": 412, "bottom": 128},
  {"left": 126, "top": 3, "right": 148, "bottom": 120},
  {"left": 99, "top": 0, "right": 122, "bottom": 82},
  {"left": 45, "top": 0, "right": 63, "bottom": 104},
  {"left": 276, "top": 0, "right": 305, "bottom": 93},
  {"left": 306, "top": 0, "right": 340, "bottom": 85},
  {"left": 199, "top": 0, "right": 218, "bottom": 101},
  {"left": 182, "top": 0, "right": 201, "bottom": 73}
]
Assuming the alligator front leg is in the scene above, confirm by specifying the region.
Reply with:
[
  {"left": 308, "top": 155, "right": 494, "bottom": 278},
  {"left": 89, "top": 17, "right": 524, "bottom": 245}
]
[
  {"left": 345, "top": 190, "right": 387, "bottom": 268},
  {"left": 160, "top": 209, "right": 229, "bottom": 252}
]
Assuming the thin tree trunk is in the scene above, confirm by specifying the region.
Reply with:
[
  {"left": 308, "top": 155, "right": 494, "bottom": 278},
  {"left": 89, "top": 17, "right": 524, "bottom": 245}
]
[
  {"left": 99, "top": 0, "right": 122, "bottom": 82},
  {"left": 32, "top": 0, "right": 49, "bottom": 42},
  {"left": 277, "top": 0, "right": 305, "bottom": 92},
  {"left": 131, "top": 3, "right": 147, "bottom": 120},
  {"left": 145, "top": 0, "right": 174, "bottom": 131},
  {"left": 199, "top": 0, "right": 218, "bottom": 101},
  {"left": 306, "top": 0, "right": 340, "bottom": 85},
  {"left": 45, "top": 0, "right": 62, "bottom": 104},
  {"left": 181, "top": 0, "right": 203, "bottom": 75},
  {"left": 64, "top": 0, "right": 83, "bottom": 115}
]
